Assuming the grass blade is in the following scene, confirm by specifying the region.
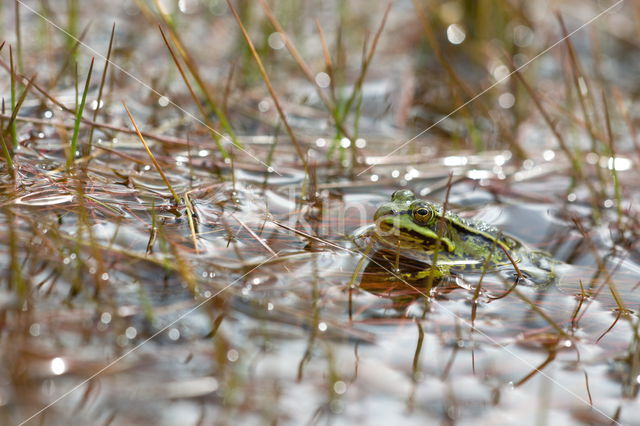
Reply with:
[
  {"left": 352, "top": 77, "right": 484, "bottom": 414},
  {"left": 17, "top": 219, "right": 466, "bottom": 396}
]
[
  {"left": 4, "top": 73, "right": 37, "bottom": 134},
  {"left": 226, "top": 0, "right": 308, "bottom": 170},
  {"left": 86, "top": 23, "right": 116, "bottom": 155},
  {"left": 151, "top": 0, "right": 241, "bottom": 149},
  {"left": 158, "top": 26, "right": 229, "bottom": 159},
  {"left": 9, "top": 45, "right": 16, "bottom": 148},
  {"left": 0, "top": 127, "right": 13, "bottom": 174},
  {"left": 123, "top": 102, "right": 181, "bottom": 205},
  {"left": 67, "top": 57, "right": 94, "bottom": 169}
]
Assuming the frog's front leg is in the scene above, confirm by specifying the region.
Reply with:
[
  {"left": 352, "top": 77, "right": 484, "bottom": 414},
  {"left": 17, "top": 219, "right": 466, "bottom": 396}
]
[{"left": 519, "top": 251, "right": 559, "bottom": 286}]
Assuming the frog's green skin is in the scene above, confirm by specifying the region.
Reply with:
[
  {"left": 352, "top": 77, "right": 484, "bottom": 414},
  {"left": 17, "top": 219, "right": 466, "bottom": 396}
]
[{"left": 372, "top": 189, "right": 557, "bottom": 284}]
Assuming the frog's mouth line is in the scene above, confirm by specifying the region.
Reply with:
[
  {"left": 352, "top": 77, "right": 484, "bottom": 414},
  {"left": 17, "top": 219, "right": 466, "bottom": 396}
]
[{"left": 376, "top": 219, "right": 452, "bottom": 252}]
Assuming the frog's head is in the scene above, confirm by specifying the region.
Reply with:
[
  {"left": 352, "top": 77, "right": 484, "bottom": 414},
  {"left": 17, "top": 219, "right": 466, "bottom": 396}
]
[{"left": 373, "top": 189, "right": 455, "bottom": 252}]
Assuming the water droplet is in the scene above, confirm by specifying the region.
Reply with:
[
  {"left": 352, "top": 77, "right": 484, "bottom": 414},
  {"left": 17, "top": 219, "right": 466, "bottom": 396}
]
[
  {"left": 493, "top": 65, "right": 510, "bottom": 82},
  {"left": 100, "top": 312, "right": 112, "bottom": 324},
  {"left": 125, "top": 327, "right": 137, "bottom": 339},
  {"left": 513, "top": 25, "right": 534, "bottom": 47},
  {"left": 498, "top": 92, "right": 515, "bottom": 109},
  {"left": 443, "top": 156, "right": 468, "bottom": 166},
  {"left": 446, "top": 24, "right": 466, "bottom": 44},
  {"left": 168, "top": 328, "right": 180, "bottom": 341},
  {"left": 467, "top": 169, "right": 492, "bottom": 180},
  {"left": 258, "top": 99, "right": 270, "bottom": 113},
  {"left": 606, "top": 156, "right": 631, "bottom": 171},
  {"left": 318, "top": 322, "right": 327, "bottom": 332},
  {"left": 90, "top": 100, "right": 104, "bottom": 110},
  {"left": 333, "top": 381, "right": 347, "bottom": 395},
  {"left": 158, "top": 96, "right": 170, "bottom": 107},
  {"left": 29, "top": 323, "right": 40, "bottom": 337},
  {"left": 315, "top": 72, "right": 331, "bottom": 88},
  {"left": 51, "top": 358, "right": 66, "bottom": 375},
  {"left": 268, "top": 32, "right": 285, "bottom": 50},
  {"left": 227, "top": 349, "right": 239, "bottom": 362}
]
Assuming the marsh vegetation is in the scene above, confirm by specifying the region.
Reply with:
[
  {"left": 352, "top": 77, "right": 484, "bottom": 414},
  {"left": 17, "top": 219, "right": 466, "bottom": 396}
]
[{"left": 1, "top": 0, "right": 640, "bottom": 424}]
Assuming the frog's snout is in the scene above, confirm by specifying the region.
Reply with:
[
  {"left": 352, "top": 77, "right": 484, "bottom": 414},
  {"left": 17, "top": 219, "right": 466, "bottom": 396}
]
[{"left": 373, "top": 205, "right": 395, "bottom": 222}]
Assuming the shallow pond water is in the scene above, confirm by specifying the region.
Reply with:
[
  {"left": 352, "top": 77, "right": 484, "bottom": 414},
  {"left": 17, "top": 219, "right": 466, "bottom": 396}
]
[{"left": 2, "top": 148, "right": 640, "bottom": 425}]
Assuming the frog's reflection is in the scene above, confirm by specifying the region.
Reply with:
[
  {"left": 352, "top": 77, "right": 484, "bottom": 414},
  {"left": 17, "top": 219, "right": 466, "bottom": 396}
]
[
  {"left": 358, "top": 248, "right": 534, "bottom": 313},
  {"left": 358, "top": 249, "right": 460, "bottom": 308}
]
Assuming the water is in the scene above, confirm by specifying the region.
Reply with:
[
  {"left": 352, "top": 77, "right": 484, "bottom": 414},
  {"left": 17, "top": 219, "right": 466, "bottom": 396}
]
[{"left": 2, "top": 153, "right": 639, "bottom": 425}]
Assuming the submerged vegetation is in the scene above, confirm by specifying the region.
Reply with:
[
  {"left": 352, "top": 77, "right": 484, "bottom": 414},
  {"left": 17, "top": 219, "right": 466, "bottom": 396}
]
[{"left": 1, "top": 0, "right": 640, "bottom": 424}]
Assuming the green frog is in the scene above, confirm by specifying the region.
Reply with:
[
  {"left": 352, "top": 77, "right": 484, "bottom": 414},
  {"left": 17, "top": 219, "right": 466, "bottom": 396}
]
[{"left": 371, "top": 189, "right": 558, "bottom": 285}]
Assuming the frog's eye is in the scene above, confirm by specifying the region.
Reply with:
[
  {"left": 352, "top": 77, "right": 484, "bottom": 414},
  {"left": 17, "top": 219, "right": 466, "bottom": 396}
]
[{"left": 412, "top": 205, "right": 433, "bottom": 224}]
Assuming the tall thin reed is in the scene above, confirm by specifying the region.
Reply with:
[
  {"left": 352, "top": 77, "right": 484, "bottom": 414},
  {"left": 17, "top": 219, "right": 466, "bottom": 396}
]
[
  {"left": 67, "top": 58, "right": 94, "bottom": 170},
  {"left": 123, "top": 102, "right": 181, "bottom": 205},
  {"left": 86, "top": 23, "right": 116, "bottom": 155}
]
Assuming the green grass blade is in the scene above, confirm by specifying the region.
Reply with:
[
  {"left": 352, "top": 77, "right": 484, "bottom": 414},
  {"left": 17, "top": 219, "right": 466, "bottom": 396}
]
[{"left": 67, "top": 57, "right": 94, "bottom": 170}]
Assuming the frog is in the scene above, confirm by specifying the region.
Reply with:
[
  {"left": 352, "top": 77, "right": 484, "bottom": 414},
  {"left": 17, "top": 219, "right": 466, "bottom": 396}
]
[{"left": 371, "top": 189, "right": 558, "bottom": 285}]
